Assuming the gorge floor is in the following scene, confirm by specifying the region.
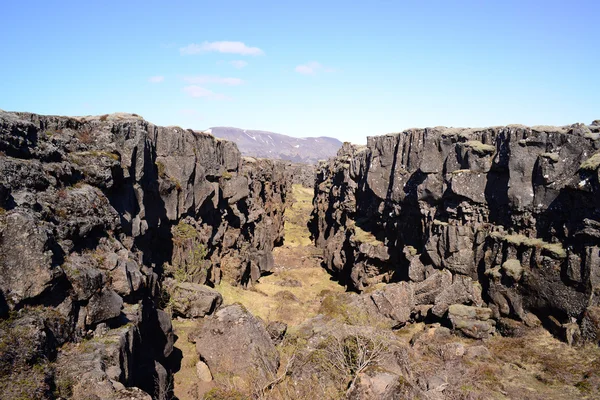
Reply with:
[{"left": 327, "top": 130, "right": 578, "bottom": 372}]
[
  {"left": 171, "top": 184, "right": 600, "bottom": 400},
  {"left": 171, "top": 184, "right": 346, "bottom": 399}
]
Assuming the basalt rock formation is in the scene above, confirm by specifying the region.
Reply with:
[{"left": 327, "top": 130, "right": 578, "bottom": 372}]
[
  {"left": 0, "top": 111, "right": 288, "bottom": 399},
  {"left": 311, "top": 122, "right": 600, "bottom": 343}
]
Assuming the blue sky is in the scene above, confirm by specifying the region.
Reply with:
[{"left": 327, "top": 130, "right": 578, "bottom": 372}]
[{"left": 1, "top": 1, "right": 598, "bottom": 144}]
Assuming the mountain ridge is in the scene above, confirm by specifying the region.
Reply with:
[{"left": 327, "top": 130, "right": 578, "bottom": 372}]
[{"left": 208, "top": 126, "right": 342, "bottom": 164}]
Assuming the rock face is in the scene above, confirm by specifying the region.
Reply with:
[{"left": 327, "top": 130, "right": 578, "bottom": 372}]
[
  {"left": 285, "top": 162, "right": 316, "bottom": 188},
  {"left": 0, "top": 111, "right": 288, "bottom": 398},
  {"left": 311, "top": 122, "right": 600, "bottom": 342}
]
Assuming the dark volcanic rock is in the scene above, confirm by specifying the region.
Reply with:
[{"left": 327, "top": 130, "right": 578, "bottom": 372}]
[
  {"left": 311, "top": 122, "right": 600, "bottom": 343},
  {"left": 0, "top": 110, "right": 290, "bottom": 398}
]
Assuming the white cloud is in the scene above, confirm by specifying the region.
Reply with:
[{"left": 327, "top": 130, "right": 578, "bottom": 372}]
[
  {"left": 183, "top": 85, "right": 228, "bottom": 100},
  {"left": 230, "top": 60, "right": 248, "bottom": 69},
  {"left": 149, "top": 75, "right": 165, "bottom": 83},
  {"left": 183, "top": 75, "right": 244, "bottom": 86},
  {"left": 295, "top": 61, "right": 336, "bottom": 75},
  {"left": 180, "top": 41, "right": 264, "bottom": 56}
]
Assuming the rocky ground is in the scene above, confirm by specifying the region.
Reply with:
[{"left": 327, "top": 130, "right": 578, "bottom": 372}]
[
  {"left": 1, "top": 112, "right": 600, "bottom": 399},
  {"left": 168, "top": 184, "right": 600, "bottom": 400}
]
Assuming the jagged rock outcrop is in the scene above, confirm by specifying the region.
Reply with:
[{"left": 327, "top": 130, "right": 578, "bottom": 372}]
[
  {"left": 311, "top": 122, "right": 600, "bottom": 343},
  {"left": 0, "top": 110, "right": 288, "bottom": 399},
  {"left": 285, "top": 162, "right": 316, "bottom": 188}
]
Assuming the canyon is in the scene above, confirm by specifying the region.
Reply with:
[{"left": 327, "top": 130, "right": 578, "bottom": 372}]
[{"left": 1, "top": 111, "right": 599, "bottom": 399}]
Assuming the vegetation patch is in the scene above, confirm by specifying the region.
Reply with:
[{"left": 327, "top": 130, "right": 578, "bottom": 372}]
[
  {"left": 491, "top": 232, "right": 566, "bottom": 259},
  {"left": 465, "top": 140, "right": 496, "bottom": 155},
  {"left": 580, "top": 152, "right": 600, "bottom": 171},
  {"left": 541, "top": 152, "right": 560, "bottom": 163},
  {"left": 283, "top": 184, "right": 313, "bottom": 247}
]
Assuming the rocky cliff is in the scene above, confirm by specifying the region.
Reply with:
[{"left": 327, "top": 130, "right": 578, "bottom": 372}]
[
  {"left": 0, "top": 111, "right": 288, "bottom": 399},
  {"left": 311, "top": 122, "right": 600, "bottom": 343}
]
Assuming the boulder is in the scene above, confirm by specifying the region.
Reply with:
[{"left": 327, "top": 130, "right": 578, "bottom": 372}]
[
  {"left": 0, "top": 211, "right": 58, "bottom": 307},
  {"left": 370, "top": 282, "right": 415, "bottom": 326},
  {"left": 166, "top": 281, "right": 223, "bottom": 318},
  {"left": 447, "top": 304, "right": 495, "bottom": 339},
  {"left": 191, "top": 304, "right": 279, "bottom": 385},
  {"left": 85, "top": 288, "right": 123, "bottom": 325}
]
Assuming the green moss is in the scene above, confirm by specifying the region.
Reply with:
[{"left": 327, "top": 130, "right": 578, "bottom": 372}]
[
  {"left": 491, "top": 232, "right": 566, "bottom": 259},
  {"left": 71, "top": 151, "right": 119, "bottom": 162},
  {"left": 541, "top": 152, "right": 560, "bottom": 163},
  {"left": 580, "top": 152, "right": 600, "bottom": 171},
  {"left": 465, "top": 140, "right": 496, "bottom": 155},
  {"left": 221, "top": 171, "right": 233, "bottom": 180},
  {"left": 156, "top": 161, "right": 167, "bottom": 178}
]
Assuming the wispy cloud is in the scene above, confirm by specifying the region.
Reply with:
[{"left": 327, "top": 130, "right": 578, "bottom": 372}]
[
  {"left": 295, "top": 61, "right": 336, "bottom": 75},
  {"left": 183, "top": 75, "right": 244, "bottom": 86},
  {"left": 183, "top": 85, "right": 228, "bottom": 100},
  {"left": 149, "top": 75, "right": 165, "bottom": 83},
  {"left": 180, "top": 41, "right": 264, "bottom": 56},
  {"left": 230, "top": 60, "right": 248, "bottom": 69}
]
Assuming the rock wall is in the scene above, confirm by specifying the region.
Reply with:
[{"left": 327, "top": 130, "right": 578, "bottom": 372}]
[
  {"left": 0, "top": 111, "right": 288, "bottom": 399},
  {"left": 284, "top": 162, "right": 316, "bottom": 188},
  {"left": 311, "top": 122, "right": 600, "bottom": 343}
]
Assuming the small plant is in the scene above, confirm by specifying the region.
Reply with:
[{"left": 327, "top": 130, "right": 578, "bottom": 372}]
[
  {"left": 75, "top": 128, "right": 94, "bottom": 144},
  {"left": 317, "top": 334, "right": 387, "bottom": 395}
]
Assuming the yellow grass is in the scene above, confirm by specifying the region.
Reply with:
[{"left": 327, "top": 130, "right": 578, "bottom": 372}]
[
  {"left": 172, "top": 319, "right": 215, "bottom": 400},
  {"left": 283, "top": 184, "right": 313, "bottom": 247},
  {"left": 216, "top": 266, "right": 344, "bottom": 327}
]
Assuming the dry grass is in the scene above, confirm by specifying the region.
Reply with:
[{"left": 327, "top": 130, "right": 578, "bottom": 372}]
[
  {"left": 486, "top": 328, "right": 600, "bottom": 399},
  {"left": 491, "top": 232, "right": 566, "bottom": 259},
  {"left": 172, "top": 319, "right": 215, "bottom": 400},
  {"left": 283, "top": 184, "right": 313, "bottom": 247},
  {"left": 216, "top": 265, "right": 344, "bottom": 327}
]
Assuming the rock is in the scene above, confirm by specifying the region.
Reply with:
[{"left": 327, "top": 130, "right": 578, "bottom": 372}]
[
  {"left": 464, "top": 345, "right": 492, "bottom": 359},
  {"left": 196, "top": 360, "right": 212, "bottom": 382},
  {"left": 166, "top": 280, "right": 223, "bottom": 318},
  {"left": 63, "top": 254, "right": 105, "bottom": 301},
  {"left": 0, "top": 211, "right": 58, "bottom": 308},
  {"left": 447, "top": 304, "right": 495, "bottom": 339},
  {"left": 413, "top": 269, "right": 453, "bottom": 306},
  {"left": 581, "top": 306, "right": 600, "bottom": 344},
  {"left": 85, "top": 288, "right": 123, "bottom": 325},
  {"left": 502, "top": 259, "right": 523, "bottom": 282},
  {"left": 370, "top": 282, "right": 415, "bottom": 326},
  {"left": 310, "top": 121, "right": 600, "bottom": 342},
  {"left": 431, "top": 276, "right": 483, "bottom": 318},
  {"left": 191, "top": 304, "right": 279, "bottom": 385},
  {"left": 266, "top": 321, "right": 288, "bottom": 344}
]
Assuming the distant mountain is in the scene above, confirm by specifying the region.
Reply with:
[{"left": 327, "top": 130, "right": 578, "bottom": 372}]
[{"left": 207, "top": 127, "right": 342, "bottom": 164}]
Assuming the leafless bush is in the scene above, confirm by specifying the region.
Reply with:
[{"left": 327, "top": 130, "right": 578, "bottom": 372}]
[{"left": 321, "top": 333, "right": 387, "bottom": 395}]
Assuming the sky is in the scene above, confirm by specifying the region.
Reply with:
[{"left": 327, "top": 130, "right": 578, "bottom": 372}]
[{"left": 0, "top": 1, "right": 598, "bottom": 144}]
